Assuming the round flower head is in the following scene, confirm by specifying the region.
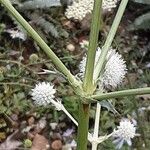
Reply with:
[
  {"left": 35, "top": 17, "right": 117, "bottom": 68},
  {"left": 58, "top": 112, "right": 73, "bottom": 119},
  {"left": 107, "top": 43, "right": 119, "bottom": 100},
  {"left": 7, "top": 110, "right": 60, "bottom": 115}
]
[
  {"left": 65, "top": 0, "right": 119, "bottom": 20},
  {"left": 101, "top": 49, "right": 127, "bottom": 89},
  {"left": 113, "top": 118, "right": 137, "bottom": 149},
  {"left": 31, "top": 82, "right": 56, "bottom": 106},
  {"left": 78, "top": 47, "right": 127, "bottom": 89}
]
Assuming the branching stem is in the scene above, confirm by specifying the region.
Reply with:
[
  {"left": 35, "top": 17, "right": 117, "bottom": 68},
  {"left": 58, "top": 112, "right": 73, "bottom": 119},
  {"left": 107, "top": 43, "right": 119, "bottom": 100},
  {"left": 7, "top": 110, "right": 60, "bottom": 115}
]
[{"left": 91, "top": 87, "right": 150, "bottom": 101}]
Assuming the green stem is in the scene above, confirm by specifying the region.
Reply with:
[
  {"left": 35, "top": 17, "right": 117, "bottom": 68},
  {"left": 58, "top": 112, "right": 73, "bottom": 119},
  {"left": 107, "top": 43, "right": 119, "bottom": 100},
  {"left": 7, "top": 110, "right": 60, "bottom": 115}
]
[
  {"left": 91, "top": 87, "right": 150, "bottom": 101},
  {"left": 83, "top": 0, "right": 102, "bottom": 94},
  {"left": 77, "top": 102, "right": 90, "bottom": 150},
  {"left": 94, "top": 0, "right": 129, "bottom": 81},
  {"left": 0, "top": 0, "right": 79, "bottom": 87}
]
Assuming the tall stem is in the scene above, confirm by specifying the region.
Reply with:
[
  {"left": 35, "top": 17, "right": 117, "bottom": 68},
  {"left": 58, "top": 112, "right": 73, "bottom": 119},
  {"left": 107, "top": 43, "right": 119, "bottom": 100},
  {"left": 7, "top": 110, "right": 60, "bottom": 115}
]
[
  {"left": 94, "top": 0, "right": 129, "bottom": 81},
  {"left": 0, "top": 0, "right": 79, "bottom": 87},
  {"left": 83, "top": 0, "right": 102, "bottom": 93},
  {"left": 92, "top": 103, "right": 101, "bottom": 150},
  {"left": 91, "top": 87, "right": 150, "bottom": 101},
  {"left": 77, "top": 102, "right": 90, "bottom": 150}
]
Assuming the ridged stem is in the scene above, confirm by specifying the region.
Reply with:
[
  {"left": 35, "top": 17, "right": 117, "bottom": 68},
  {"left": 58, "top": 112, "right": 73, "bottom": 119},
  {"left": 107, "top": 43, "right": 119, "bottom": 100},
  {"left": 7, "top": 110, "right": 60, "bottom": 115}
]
[
  {"left": 77, "top": 102, "right": 90, "bottom": 150},
  {"left": 83, "top": 0, "right": 102, "bottom": 94}
]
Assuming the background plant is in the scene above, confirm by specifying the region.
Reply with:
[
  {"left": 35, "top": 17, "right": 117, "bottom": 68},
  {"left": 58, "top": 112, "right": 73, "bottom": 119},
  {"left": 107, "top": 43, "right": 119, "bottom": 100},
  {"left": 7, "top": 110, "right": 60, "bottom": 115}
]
[{"left": 0, "top": 0, "right": 150, "bottom": 149}]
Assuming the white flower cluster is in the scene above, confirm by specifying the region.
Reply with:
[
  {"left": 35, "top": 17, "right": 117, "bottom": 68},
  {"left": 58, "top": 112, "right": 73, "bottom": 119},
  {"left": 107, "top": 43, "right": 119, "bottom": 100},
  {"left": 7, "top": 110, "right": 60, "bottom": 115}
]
[
  {"left": 65, "top": 0, "right": 119, "bottom": 20},
  {"left": 113, "top": 118, "right": 137, "bottom": 149},
  {"left": 79, "top": 47, "right": 127, "bottom": 89},
  {"left": 31, "top": 82, "right": 59, "bottom": 107},
  {"left": 103, "top": 0, "right": 119, "bottom": 11},
  {"left": 65, "top": 0, "right": 93, "bottom": 20}
]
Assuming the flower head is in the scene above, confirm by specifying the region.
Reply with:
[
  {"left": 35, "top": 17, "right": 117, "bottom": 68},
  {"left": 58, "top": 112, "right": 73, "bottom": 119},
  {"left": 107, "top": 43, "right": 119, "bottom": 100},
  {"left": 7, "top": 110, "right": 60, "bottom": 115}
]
[
  {"left": 65, "top": 0, "right": 119, "bottom": 20},
  {"left": 101, "top": 49, "right": 127, "bottom": 89},
  {"left": 65, "top": 0, "right": 93, "bottom": 20},
  {"left": 31, "top": 82, "right": 56, "bottom": 106},
  {"left": 78, "top": 47, "right": 127, "bottom": 89},
  {"left": 103, "top": 0, "right": 119, "bottom": 11},
  {"left": 113, "top": 118, "right": 137, "bottom": 149}
]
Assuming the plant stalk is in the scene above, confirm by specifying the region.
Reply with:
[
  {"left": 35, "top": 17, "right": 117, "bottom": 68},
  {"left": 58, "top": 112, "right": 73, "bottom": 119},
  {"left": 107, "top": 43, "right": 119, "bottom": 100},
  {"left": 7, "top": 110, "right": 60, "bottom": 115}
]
[
  {"left": 94, "top": 0, "right": 129, "bottom": 81},
  {"left": 77, "top": 102, "right": 90, "bottom": 150},
  {"left": 0, "top": 0, "right": 79, "bottom": 87},
  {"left": 91, "top": 87, "right": 150, "bottom": 101},
  {"left": 83, "top": 0, "right": 102, "bottom": 94},
  {"left": 92, "top": 102, "right": 101, "bottom": 150}
]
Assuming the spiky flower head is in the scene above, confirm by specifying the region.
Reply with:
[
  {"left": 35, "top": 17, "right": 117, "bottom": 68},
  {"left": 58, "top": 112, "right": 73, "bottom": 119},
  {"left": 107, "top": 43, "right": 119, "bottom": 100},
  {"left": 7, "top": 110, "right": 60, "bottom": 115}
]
[
  {"left": 31, "top": 82, "right": 56, "bottom": 106},
  {"left": 78, "top": 47, "right": 127, "bottom": 89},
  {"left": 65, "top": 0, "right": 119, "bottom": 20},
  {"left": 113, "top": 118, "right": 137, "bottom": 149},
  {"left": 101, "top": 49, "right": 127, "bottom": 89}
]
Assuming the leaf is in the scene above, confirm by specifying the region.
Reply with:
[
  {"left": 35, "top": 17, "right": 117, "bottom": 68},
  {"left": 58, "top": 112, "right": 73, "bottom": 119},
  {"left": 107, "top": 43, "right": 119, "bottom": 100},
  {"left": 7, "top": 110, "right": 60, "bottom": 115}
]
[
  {"left": 129, "top": 12, "right": 150, "bottom": 30},
  {"left": 100, "top": 100, "right": 119, "bottom": 114},
  {"left": 132, "top": 0, "right": 150, "bottom": 5},
  {"left": 21, "top": 0, "right": 61, "bottom": 10},
  {"left": 36, "top": 18, "right": 59, "bottom": 38}
]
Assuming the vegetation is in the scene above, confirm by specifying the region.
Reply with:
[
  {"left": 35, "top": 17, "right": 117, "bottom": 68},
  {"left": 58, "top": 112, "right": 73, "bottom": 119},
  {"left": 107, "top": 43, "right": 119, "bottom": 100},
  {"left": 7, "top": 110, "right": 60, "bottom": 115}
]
[{"left": 0, "top": 0, "right": 150, "bottom": 149}]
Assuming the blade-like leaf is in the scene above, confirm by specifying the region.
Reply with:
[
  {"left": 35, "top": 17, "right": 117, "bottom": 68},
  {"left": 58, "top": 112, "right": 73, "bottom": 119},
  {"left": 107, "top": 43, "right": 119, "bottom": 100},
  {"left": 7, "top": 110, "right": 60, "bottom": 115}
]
[
  {"left": 100, "top": 100, "right": 119, "bottom": 114},
  {"left": 132, "top": 0, "right": 150, "bottom": 5},
  {"left": 20, "top": 0, "right": 61, "bottom": 10},
  {"left": 129, "top": 12, "right": 150, "bottom": 30}
]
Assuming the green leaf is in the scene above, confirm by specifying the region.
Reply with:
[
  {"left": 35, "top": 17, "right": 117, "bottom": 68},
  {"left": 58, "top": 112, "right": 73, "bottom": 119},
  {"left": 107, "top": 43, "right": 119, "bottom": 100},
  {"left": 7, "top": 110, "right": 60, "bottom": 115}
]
[
  {"left": 36, "top": 18, "right": 59, "bottom": 38},
  {"left": 132, "top": 0, "right": 150, "bottom": 5},
  {"left": 20, "top": 0, "right": 61, "bottom": 10},
  {"left": 129, "top": 12, "right": 150, "bottom": 30},
  {"left": 100, "top": 100, "right": 119, "bottom": 114}
]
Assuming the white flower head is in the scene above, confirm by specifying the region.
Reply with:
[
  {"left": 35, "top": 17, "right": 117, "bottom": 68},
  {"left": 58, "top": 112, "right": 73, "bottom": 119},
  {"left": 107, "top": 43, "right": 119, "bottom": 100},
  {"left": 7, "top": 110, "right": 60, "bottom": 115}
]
[
  {"left": 6, "top": 29, "right": 27, "bottom": 41},
  {"left": 31, "top": 82, "right": 56, "bottom": 106},
  {"left": 101, "top": 49, "right": 127, "bottom": 89},
  {"left": 65, "top": 0, "right": 94, "bottom": 20},
  {"left": 65, "top": 0, "right": 119, "bottom": 20},
  {"left": 112, "top": 118, "right": 137, "bottom": 149},
  {"left": 78, "top": 47, "right": 127, "bottom": 89},
  {"left": 103, "top": 0, "right": 119, "bottom": 11}
]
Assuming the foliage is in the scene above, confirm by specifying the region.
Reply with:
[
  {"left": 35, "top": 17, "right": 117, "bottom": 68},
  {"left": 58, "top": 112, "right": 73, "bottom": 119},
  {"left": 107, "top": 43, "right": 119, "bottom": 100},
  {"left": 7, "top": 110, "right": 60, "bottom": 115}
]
[
  {"left": 129, "top": 12, "right": 150, "bottom": 30},
  {"left": 132, "top": 0, "right": 150, "bottom": 5},
  {"left": 0, "top": 0, "right": 150, "bottom": 149},
  {"left": 129, "top": 0, "right": 150, "bottom": 30},
  {"left": 20, "top": 0, "right": 61, "bottom": 10}
]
